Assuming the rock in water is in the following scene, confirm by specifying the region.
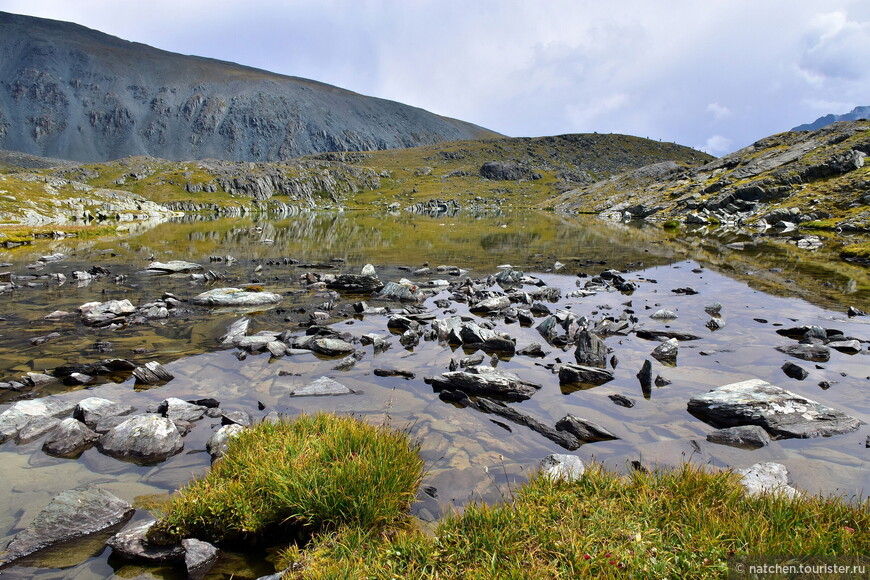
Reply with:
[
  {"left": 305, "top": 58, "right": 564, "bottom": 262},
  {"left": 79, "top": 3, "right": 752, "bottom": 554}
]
[
  {"left": 775, "top": 344, "right": 830, "bottom": 362},
  {"left": 132, "top": 361, "right": 174, "bottom": 385},
  {"left": 290, "top": 376, "right": 355, "bottom": 396},
  {"left": 555, "top": 415, "right": 619, "bottom": 442},
  {"left": 42, "top": 417, "right": 100, "bottom": 457},
  {"left": 687, "top": 378, "right": 862, "bottom": 438},
  {"left": 1, "top": 487, "right": 134, "bottom": 565},
  {"left": 651, "top": 338, "right": 678, "bottom": 364},
  {"left": 98, "top": 415, "right": 184, "bottom": 462},
  {"left": 145, "top": 260, "right": 203, "bottom": 274},
  {"left": 183, "top": 538, "right": 220, "bottom": 579},
  {"left": 207, "top": 424, "right": 246, "bottom": 459},
  {"left": 107, "top": 520, "right": 185, "bottom": 562},
  {"left": 706, "top": 425, "right": 771, "bottom": 448},
  {"left": 558, "top": 363, "right": 615, "bottom": 386},
  {"left": 573, "top": 330, "right": 608, "bottom": 367},
  {"left": 427, "top": 366, "right": 541, "bottom": 401},
  {"left": 191, "top": 288, "right": 282, "bottom": 307}
]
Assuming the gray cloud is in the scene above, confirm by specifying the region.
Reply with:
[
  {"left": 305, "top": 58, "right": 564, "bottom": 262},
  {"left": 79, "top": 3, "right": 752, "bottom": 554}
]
[{"left": 1, "top": 0, "right": 869, "bottom": 155}]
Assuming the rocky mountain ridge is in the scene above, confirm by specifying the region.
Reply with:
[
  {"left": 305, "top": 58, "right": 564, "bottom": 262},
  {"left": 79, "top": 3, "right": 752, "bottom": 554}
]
[
  {"left": 0, "top": 11, "right": 498, "bottom": 163},
  {"left": 552, "top": 121, "right": 870, "bottom": 232},
  {"left": 793, "top": 106, "right": 870, "bottom": 132}
]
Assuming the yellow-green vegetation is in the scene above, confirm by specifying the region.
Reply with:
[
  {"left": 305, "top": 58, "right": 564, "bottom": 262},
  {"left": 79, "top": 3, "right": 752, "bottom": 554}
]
[
  {"left": 149, "top": 414, "right": 424, "bottom": 545},
  {"left": 283, "top": 463, "right": 868, "bottom": 579},
  {"left": 841, "top": 241, "right": 870, "bottom": 262}
]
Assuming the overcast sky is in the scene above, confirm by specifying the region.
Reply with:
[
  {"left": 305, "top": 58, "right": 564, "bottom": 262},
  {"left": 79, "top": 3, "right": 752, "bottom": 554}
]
[{"left": 2, "top": 0, "right": 868, "bottom": 155}]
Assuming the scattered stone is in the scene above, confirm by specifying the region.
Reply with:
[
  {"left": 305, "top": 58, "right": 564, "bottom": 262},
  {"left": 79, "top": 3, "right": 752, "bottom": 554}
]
[
  {"left": 706, "top": 425, "right": 771, "bottom": 449},
  {"left": 74, "top": 397, "right": 135, "bottom": 429},
  {"left": 573, "top": 330, "right": 608, "bottom": 367},
  {"left": 687, "top": 378, "right": 862, "bottom": 438},
  {"left": 145, "top": 260, "right": 203, "bottom": 274},
  {"left": 98, "top": 415, "right": 184, "bottom": 463},
  {"left": 219, "top": 317, "right": 250, "bottom": 346},
  {"left": 540, "top": 454, "right": 586, "bottom": 482},
  {"left": 654, "top": 374, "right": 672, "bottom": 387},
  {"left": 157, "top": 398, "right": 206, "bottom": 423},
  {"left": 221, "top": 411, "right": 252, "bottom": 427},
  {"left": 737, "top": 462, "right": 800, "bottom": 498},
  {"left": 635, "top": 329, "right": 701, "bottom": 341},
  {"left": 107, "top": 520, "right": 185, "bottom": 562},
  {"left": 469, "top": 295, "right": 511, "bottom": 314},
  {"left": 0, "top": 398, "right": 76, "bottom": 443},
  {"left": 207, "top": 423, "right": 246, "bottom": 459},
  {"left": 326, "top": 274, "right": 383, "bottom": 293},
  {"left": 847, "top": 306, "right": 866, "bottom": 317},
  {"left": 290, "top": 376, "right": 355, "bottom": 396},
  {"left": 637, "top": 359, "right": 653, "bottom": 393},
  {"left": 776, "top": 344, "right": 830, "bottom": 362},
  {"left": 609, "top": 394, "right": 635, "bottom": 408},
  {"left": 183, "top": 538, "right": 220, "bottom": 579},
  {"left": 516, "top": 343, "right": 547, "bottom": 357},
  {"left": 555, "top": 415, "right": 619, "bottom": 442},
  {"left": 650, "top": 309, "right": 678, "bottom": 320},
  {"left": 191, "top": 287, "right": 282, "bottom": 307},
  {"left": 374, "top": 368, "right": 416, "bottom": 379},
  {"left": 828, "top": 340, "right": 862, "bottom": 354},
  {"left": 42, "top": 418, "right": 100, "bottom": 457},
  {"left": 79, "top": 299, "right": 136, "bottom": 326},
  {"left": 310, "top": 337, "right": 356, "bottom": 356},
  {"left": 428, "top": 366, "right": 541, "bottom": 401},
  {"left": 133, "top": 361, "right": 174, "bottom": 385},
  {"left": 781, "top": 361, "right": 809, "bottom": 380},
  {"left": 651, "top": 338, "right": 679, "bottom": 364},
  {"left": 705, "top": 318, "right": 725, "bottom": 331},
  {"left": 1, "top": 487, "right": 134, "bottom": 565},
  {"left": 374, "top": 281, "right": 425, "bottom": 302},
  {"left": 558, "top": 363, "right": 614, "bottom": 386}
]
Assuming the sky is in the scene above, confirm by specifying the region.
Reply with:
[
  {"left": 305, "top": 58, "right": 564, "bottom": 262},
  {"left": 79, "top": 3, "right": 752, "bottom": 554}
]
[{"left": 1, "top": 0, "right": 868, "bottom": 155}]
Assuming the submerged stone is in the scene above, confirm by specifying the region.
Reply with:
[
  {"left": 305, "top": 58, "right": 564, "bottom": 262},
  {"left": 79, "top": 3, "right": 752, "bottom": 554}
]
[
  {"left": 687, "top": 378, "right": 862, "bottom": 439},
  {"left": 706, "top": 425, "right": 771, "bottom": 449}
]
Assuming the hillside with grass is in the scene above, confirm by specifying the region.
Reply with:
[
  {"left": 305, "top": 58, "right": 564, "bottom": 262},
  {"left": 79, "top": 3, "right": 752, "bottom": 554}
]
[{"left": 552, "top": 120, "right": 870, "bottom": 233}]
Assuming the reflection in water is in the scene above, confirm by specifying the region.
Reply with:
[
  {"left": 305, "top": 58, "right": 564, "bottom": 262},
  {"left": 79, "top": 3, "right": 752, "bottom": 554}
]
[{"left": 0, "top": 212, "right": 867, "bottom": 578}]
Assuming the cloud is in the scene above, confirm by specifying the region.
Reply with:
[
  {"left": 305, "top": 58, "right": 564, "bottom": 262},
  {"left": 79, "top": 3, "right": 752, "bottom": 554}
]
[
  {"left": 707, "top": 103, "right": 732, "bottom": 121},
  {"left": 699, "top": 135, "right": 733, "bottom": 155}
]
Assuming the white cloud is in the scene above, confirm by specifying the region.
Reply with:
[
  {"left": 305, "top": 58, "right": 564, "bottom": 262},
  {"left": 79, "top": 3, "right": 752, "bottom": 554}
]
[
  {"left": 707, "top": 103, "right": 732, "bottom": 121},
  {"left": 699, "top": 135, "right": 733, "bottom": 156}
]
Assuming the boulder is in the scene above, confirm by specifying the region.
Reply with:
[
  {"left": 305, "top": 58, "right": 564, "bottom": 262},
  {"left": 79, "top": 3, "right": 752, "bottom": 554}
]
[
  {"left": 326, "top": 274, "right": 383, "bottom": 293},
  {"left": 98, "top": 415, "right": 184, "bottom": 463},
  {"left": 43, "top": 417, "right": 100, "bottom": 457},
  {"left": 651, "top": 338, "right": 679, "bottom": 364},
  {"left": 73, "top": 397, "right": 134, "bottom": 429},
  {"left": 573, "top": 330, "right": 608, "bottom": 367},
  {"left": 309, "top": 337, "right": 356, "bottom": 356},
  {"left": 687, "top": 378, "right": 862, "bottom": 439},
  {"left": 0, "top": 397, "right": 76, "bottom": 443},
  {"left": 1, "top": 487, "right": 134, "bottom": 565},
  {"left": 650, "top": 309, "right": 678, "bottom": 320},
  {"left": 183, "top": 538, "right": 220, "bottom": 579},
  {"left": 540, "top": 454, "right": 585, "bottom": 482},
  {"left": 191, "top": 288, "right": 282, "bottom": 307},
  {"left": 132, "top": 361, "right": 174, "bottom": 384},
  {"left": 775, "top": 344, "right": 830, "bottom": 362},
  {"left": 558, "top": 363, "right": 614, "bottom": 386},
  {"left": 555, "top": 415, "right": 619, "bottom": 442},
  {"left": 290, "top": 376, "right": 355, "bottom": 396},
  {"left": 207, "top": 423, "right": 246, "bottom": 459},
  {"left": 157, "top": 398, "right": 206, "bottom": 423},
  {"left": 469, "top": 295, "right": 511, "bottom": 314},
  {"left": 107, "top": 520, "right": 185, "bottom": 562},
  {"left": 781, "top": 361, "right": 808, "bottom": 380},
  {"left": 427, "top": 367, "right": 541, "bottom": 401},
  {"left": 79, "top": 299, "right": 136, "bottom": 326},
  {"left": 736, "top": 462, "right": 800, "bottom": 498},
  {"left": 706, "top": 425, "right": 771, "bottom": 449}
]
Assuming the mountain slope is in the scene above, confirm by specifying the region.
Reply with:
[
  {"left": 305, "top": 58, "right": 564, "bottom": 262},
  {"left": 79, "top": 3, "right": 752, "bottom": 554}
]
[
  {"left": 792, "top": 106, "right": 870, "bottom": 132},
  {"left": 0, "top": 11, "right": 499, "bottom": 163},
  {"left": 552, "top": 121, "right": 870, "bottom": 231}
]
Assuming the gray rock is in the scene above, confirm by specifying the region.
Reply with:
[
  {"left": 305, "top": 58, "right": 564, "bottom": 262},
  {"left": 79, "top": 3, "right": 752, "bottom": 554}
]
[
  {"left": 43, "top": 417, "right": 100, "bottom": 457},
  {"left": 236, "top": 333, "right": 280, "bottom": 352},
  {"left": 828, "top": 340, "right": 862, "bottom": 354},
  {"left": 145, "top": 260, "right": 203, "bottom": 274},
  {"left": 516, "top": 342, "right": 546, "bottom": 357},
  {"left": 290, "top": 376, "right": 355, "bottom": 396},
  {"left": 74, "top": 396, "right": 134, "bottom": 429},
  {"left": 540, "top": 454, "right": 585, "bottom": 482},
  {"left": 98, "top": 415, "right": 184, "bottom": 463},
  {"left": 15, "top": 415, "right": 62, "bottom": 443},
  {"left": 558, "top": 363, "right": 614, "bottom": 386},
  {"left": 706, "top": 425, "right": 771, "bottom": 448},
  {"left": 775, "top": 343, "right": 830, "bottom": 362},
  {"left": 132, "top": 361, "right": 174, "bottom": 384},
  {"left": 326, "top": 274, "right": 383, "bottom": 293},
  {"left": 781, "top": 361, "right": 808, "bottom": 380},
  {"left": 651, "top": 338, "right": 679, "bottom": 364},
  {"left": 704, "top": 302, "right": 723, "bottom": 316},
  {"left": 191, "top": 288, "right": 282, "bottom": 307},
  {"left": 219, "top": 317, "right": 250, "bottom": 346},
  {"left": 207, "top": 423, "right": 246, "bottom": 459},
  {"left": 469, "top": 295, "right": 511, "bottom": 314},
  {"left": 1, "top": 487, "right": 134, "bottom": 565},
  {"left": 650, "top": 309, "right": 678, "bottom": 320},
  {"left": 267, "top": 340, "right": 287, "bottom": 358},
  {"left": 573, "top": 330, "right": 608, "bottom": 367},
  {"left": 555, "top": 415, "right": 619, "bottom": 442},
  {"left": 222, "top": 410, "right": 253, "bottom": 427},
  {"left": 374, "top": 281, "right": 425, "bottom": 302},
  {"left": 0, "top": 397, "right": 76, "bottom": 443},
  {"left": 157, "top": 398, "right": 206, "bottom": 423},
  {"left": 635, "top": 329, "right": 701, "bottom": 341},
  {"left": 428, "top": 367, "right": 541, "bottom": 401},
  {"left": 687, "top": 378, "right": 862, "bottom": 438},
  {"left": 737, "top": 462, "right": 800, "bottom": 498},
  {"left": 310, "top": 337, "right": 356, "bottom": 356},
  {"left": 107, "top": 520, "right": 185, "bottom": 562},
  {"left": 183, "top": 538, "right": 220, "bottom": 579},
  {"left": 79, "top": 299, "right": 136, "bottom": 326},
  {"left": 637, "top": 360, "right": 653, "bottom": 395}
]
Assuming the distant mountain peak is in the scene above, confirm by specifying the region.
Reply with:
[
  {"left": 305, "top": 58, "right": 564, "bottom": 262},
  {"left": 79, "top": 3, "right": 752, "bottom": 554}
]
[
  {"left": 0, "top": 11, "right": 499, "bottom": 163},
  {"left": 792, "top": 106, "right": 870, "bottom": 132}
]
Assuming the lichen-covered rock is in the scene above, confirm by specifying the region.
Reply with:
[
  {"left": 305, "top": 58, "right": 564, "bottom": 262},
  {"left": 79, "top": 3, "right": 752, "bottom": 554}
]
[
  {"left": 737, "top": 462, "right": 800, "bottom": 498},
  {"left": 540, "top": 454, "right": 585, "bottom": 482},
  {"left": 191, "top": 288, "right": 282, "bottom": 307},
  {"left": 98, "top": 415, "right": 184, "bottom": 462},
  {"left": 687, "top": 378, "right": 862, "bottom": 438}
]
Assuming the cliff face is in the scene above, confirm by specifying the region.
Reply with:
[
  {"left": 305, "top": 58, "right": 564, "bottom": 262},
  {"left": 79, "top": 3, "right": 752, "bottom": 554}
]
[{"left": 0, "top": 12, "right": 499, "bottom": 163}]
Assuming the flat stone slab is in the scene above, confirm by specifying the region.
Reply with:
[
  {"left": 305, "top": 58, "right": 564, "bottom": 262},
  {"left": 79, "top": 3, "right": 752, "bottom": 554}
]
[
  {"left": 191, "top": 288, "right": 282, "bottom": 307},
  {"left": 706, "top": 425, "right": 771, "bottom": 449},
  {"left": 144, "top": 260, "right": 204, "bottom": 274},
  {"left": 2, "top": 487, "right": 134, "bottom": 565},
  {"left": 0, "top": 397, "right": 77, "bottom": 443},
  {"left": 290, "top": 376, "right": 355, "bottom": 397},
  {"left": 687, "top": 378, "right": 862, "bottom": 439},
  {"left": 106, "top": 520, "right": 185, "bottom": 562},
  {"left": 427, "top": 366, "right": 541, "bottom": 401}
]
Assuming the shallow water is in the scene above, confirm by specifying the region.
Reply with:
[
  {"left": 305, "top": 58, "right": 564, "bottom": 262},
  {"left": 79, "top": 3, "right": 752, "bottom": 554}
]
[{"left": 0, "top": 211, "right": 868, "bottom": 578}]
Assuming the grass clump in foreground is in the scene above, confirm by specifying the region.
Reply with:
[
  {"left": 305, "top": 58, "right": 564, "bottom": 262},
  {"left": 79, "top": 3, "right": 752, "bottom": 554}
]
[
  {"left": 282, "top": 463, "right": 868, "bottom": 579},
  {"left": 148, "top": 413, "right": 423, "bottom": 545}
]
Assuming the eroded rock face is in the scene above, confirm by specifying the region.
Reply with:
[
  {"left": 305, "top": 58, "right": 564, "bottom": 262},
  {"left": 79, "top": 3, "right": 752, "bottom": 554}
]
[
  {"left": 1, "top": 487, "right": 134, "bottom": 565},
  {"left": 98, "top": 415, "right": 184, "bottom": 462},
  {"left": 687, "top": 379, "right": 862, "bottom": 439}
]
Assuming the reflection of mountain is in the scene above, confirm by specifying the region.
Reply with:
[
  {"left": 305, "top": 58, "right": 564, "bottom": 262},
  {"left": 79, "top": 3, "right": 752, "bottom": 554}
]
[
  {"left": 0, "top": 12, "right": 498, "bottom": 162},
  {"left": 479, "top": 231, "right": 541, "bottom": 252}
]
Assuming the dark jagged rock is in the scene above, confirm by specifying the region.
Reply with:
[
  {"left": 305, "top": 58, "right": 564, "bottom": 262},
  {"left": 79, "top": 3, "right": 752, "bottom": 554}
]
[
  {"left": 687, "top": 378, "right": 863, "bottom": 439},
  {"left": 776, "top": 344, "right": 830, "bottom": 362},
  {"left": 480, "top": 161, "right": 541, "bottom": 181},
  {"left": 326, "top": 274, "right": 384, "bottom": 293},
  {"left": 42, "top": 417, "right": 100, "bottom": 457},
  {"left": 374, "top": 368, "right": 416, "bottom": 379},
  {"left": 635, "top": 329, "right": 701, "bottom": 341},
  {"left": 439, "top": 389, "right": 579, "bottom": 450},
  {"left": 427, "top": 366, "right": 541, "bottom": 401},
  {"left": 558, "top": 363, "right": 614, "bottom": 386},
  {"left": 651, "top": 338, "right": 679, "bottom": 364},
  {"left": 609, "top": 394, "right": 635, "bottom": 408},
  {"left": 573, "top": 330, "right": 608, "bottom": 367},
  {"left": 781, "top": 361, "right": 809, "bottom": 380},
  {"left": 183, "top": 538, "right": 219, "bottom": 580},
  {"left": 706, "top": 425, "right": 771, "bottom": 449},
  {"left": 555, "top": 415, "right": 619, "bottom": 442},
  {"left": 1, "top": 487, "right": 134, "bottom": 565},
  {"left": 637, "top": 360, "right": 653, "bottom": 394}
]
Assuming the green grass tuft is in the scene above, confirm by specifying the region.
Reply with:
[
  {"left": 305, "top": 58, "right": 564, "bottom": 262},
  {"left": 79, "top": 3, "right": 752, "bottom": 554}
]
[{"left": 149, "top": 413, "right": 423, "bottom": 545}]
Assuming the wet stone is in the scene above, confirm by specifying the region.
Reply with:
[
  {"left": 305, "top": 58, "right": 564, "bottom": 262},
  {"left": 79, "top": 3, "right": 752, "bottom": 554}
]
[
  {"left": 74, "top": 397, "right": 135, "bottom": 429},
  {"left": 290, "top": 376, "right": 355, "bottom": 396},
  {"left": 782, "top": 361, "right": 809, "bottom": 380},
  {"left": 183, "top": 538, "right": 219, "bottom": 580},
  {"left": 776, "top": 344, "right": 830, "bottom": 362},
  {"left": 651, "top": 338, "right": 679, "bottom": 364},
  {"left": 43, "top": 417, "right": 100, "bottom": 457},
  {"left": 98, "top": 415, "right": 184, "bottom": 463},
  {"left": 428, "top": 367, "right": 541, "bottom": 401},
  {"left": 706, "top": 425, "right": 771, "bottom": 449},
  {"left": 558, "top": 363, "right": 615, "bottom": 386},
  {"left": 555, "top": 415, "right": 619, "bottom": 442},
  {"left": 609, "top": 394, "right": 635, "bottom": 408},
  {"left": 107, "top": 520, "right": 185, "bottom": 562}
]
